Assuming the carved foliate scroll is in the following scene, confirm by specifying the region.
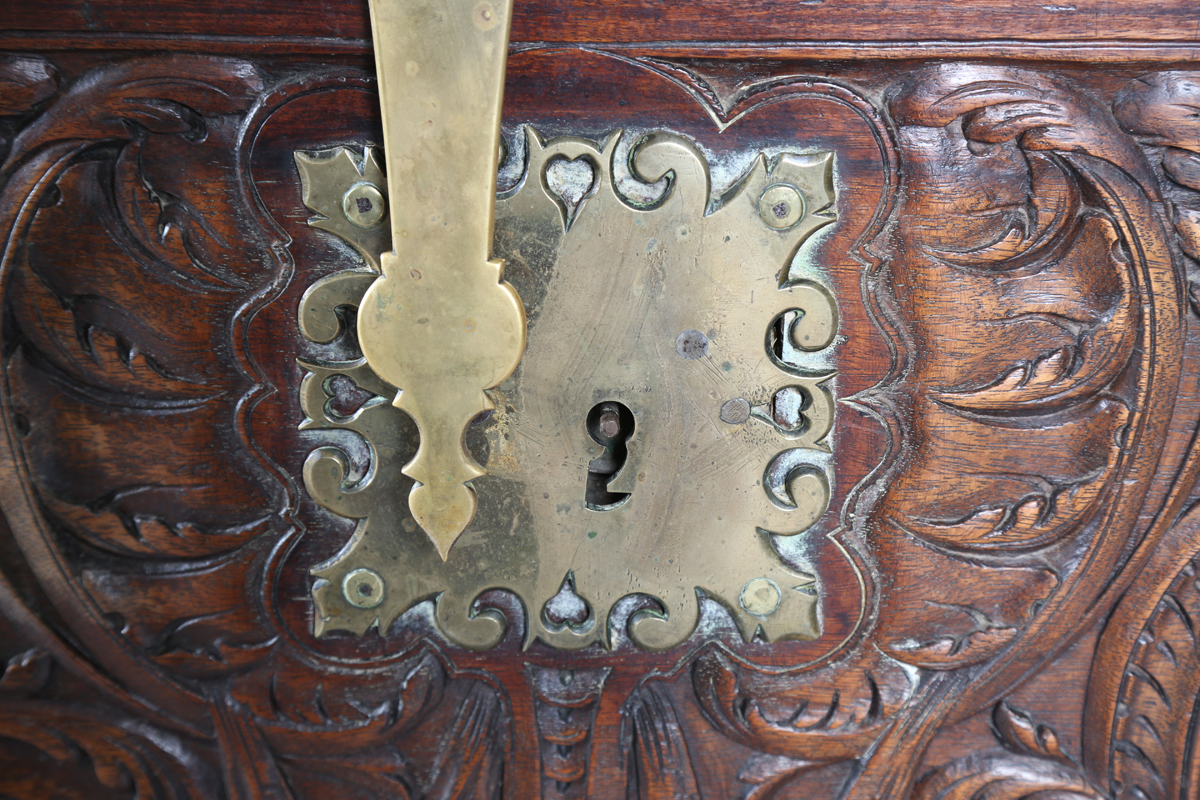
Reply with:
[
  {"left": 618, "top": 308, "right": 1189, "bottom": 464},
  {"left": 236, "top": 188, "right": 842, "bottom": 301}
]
[
  {"left": 691, "top": 62, "right": 1182, "bottom": 799},
  {"left": 4, "top": 43, "right": 1200, "bottom": 800}
]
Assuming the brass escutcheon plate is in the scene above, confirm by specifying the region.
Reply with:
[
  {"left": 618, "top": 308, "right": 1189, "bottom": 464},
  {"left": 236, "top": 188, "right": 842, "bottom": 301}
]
[{"left": 296, "top": 128, "right": 839, "bottom": 651}]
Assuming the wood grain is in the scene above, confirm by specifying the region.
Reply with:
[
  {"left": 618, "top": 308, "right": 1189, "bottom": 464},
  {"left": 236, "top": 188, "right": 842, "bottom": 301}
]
[
  {"left": 4, "top": 5, "right": 1200, "bottom": 799},
  {"left": 3, "top": 0, "right": 1200, "bottom": 45}
]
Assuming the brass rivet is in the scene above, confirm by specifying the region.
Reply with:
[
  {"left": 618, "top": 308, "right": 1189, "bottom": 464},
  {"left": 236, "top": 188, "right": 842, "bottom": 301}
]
[
  {"left": 675, "top": 329, "right": 709, "bottom": 360},
  {"left": 474, "top": 0, "right": 499, "bottom": 29},
  {"left": 758, "top": 184, "right": 804, "bottom": 229},
  {"left": 342, "top": 568, "right": 385, "bottom": 609},
  {"left": 740, "top": 577, "right": 782, "bottom": 616},
  {"left": 720, "top": 398, "right": 751, "bottom": 424},
  {"left": 342, "top": 182, "right": 386, "bottom": 229}
]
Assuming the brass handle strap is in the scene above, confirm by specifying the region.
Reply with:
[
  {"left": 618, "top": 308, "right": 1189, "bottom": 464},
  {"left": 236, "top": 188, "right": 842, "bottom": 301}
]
[{"left": 360, "top": 0, "right": 525, "bottom": 559}]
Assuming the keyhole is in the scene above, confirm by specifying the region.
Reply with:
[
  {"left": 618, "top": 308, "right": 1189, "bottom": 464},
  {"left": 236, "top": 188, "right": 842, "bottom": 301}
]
[{"left": 585, "top": 401, "right": 634, "bottom": 510}]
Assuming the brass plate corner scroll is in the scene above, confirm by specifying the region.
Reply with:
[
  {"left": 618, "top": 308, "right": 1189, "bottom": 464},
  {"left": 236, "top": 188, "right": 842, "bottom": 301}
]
[
  {"left": 294, "top": 0, "right": 841, "bottom": 652},
  {"left": 297, "top": 129, "right": 840, "bottom": 651}
]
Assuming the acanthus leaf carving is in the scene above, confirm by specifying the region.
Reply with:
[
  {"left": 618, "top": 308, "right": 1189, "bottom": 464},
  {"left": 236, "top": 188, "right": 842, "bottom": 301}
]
[
  {"left": 1104, "top": 550, "right": 1200, "bottom": 800},
  {"left": 3, "top": 55, "right": 264, "bottom": 174},
  {"left": 913, "top": 703, "right": 1103, "bottom": 800},
  {"left": 229, "top": 649, "right": 447, "bottom": 749},
  {"left": 738, "top": 753, "right": 827, "bottom": 800},
  {"left": 2, "top": 54, "right": 286, "bottom": 564},
  {"left": 0, "top": 647, "right": 52, "bottom": 695},
  {"left": 687, "top": 61, "right": 1180, "bottom": 800},
  {"left": 1115, "top": 72, "right": 1200, "bottom": 308},
  {"left": 0, "top": 54, "right": 59, "bottom": 166},
  {"left": 0, "top": 53, "right": 304, "bottom": 785},
  {"left": 0, "top": 698, "right": 213, "bottom": 800},
  {"left": 80, "top": 549, "right": 279, "bottom": 679},
  {"left": 1, "top": 47, "right": 1196, "bottom": 800},
  {"left": 0, "top": 54, "right": 58, "bottom": 116},
  {"left": 691, "top": 647, "right": 916, "bottom": 762},
  {"left": 625, "top": 683, "right": 702, "bottom": 800}
]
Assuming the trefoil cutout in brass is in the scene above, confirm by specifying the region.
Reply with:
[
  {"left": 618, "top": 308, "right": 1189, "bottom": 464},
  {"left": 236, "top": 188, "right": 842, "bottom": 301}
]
[{"left": 297, "top": 129, "right": 840, "bottom": 652}]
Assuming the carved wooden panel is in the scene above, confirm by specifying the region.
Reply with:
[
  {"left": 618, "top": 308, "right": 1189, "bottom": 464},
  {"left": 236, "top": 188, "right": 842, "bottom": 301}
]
[{"left": 4, "top": 5, "right": 1200, "bottom": 799}]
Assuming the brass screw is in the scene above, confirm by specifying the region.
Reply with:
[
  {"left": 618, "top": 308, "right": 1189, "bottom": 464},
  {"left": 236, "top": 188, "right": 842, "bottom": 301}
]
[
  {"left": 342, "top": 182, "right": 387, "bottom": 229},
  {"left": 342, "top": 568, "right": 385, "bottom": 609},
  {"left": 758, "top": 184, "right": 804, "bottom": 230},
  {"left": 720, "top": 397, "right": 751, "bottom": 425},
  {"left": 740, "top": 577, "right": 782, "bottom": 616}
]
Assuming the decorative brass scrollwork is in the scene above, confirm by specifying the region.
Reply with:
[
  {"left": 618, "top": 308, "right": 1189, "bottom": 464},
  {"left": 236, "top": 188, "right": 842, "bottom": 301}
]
[
  {"left": 297, "top": 126, "right": 839, "bottom": 650},
  {"left": 292, "top": 0, "right": 842, "bottom": 652}
]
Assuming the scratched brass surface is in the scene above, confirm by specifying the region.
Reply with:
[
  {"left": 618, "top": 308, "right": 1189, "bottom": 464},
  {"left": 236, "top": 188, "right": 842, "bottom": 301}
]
[
  {"left": 358, "top": 0, "right": 526, "bottom": 559},
  {"left": 298, "top": 129, "right": 840, "bottom": 651}
]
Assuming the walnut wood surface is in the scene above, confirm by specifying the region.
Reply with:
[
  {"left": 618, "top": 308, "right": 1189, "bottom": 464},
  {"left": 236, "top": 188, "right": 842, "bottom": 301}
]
[
  {"left": 3, "top": 3, "right": 1200, "bottom": 799},
  {"left": 4, "top": 0, "right": 1200, "bottom": 45}
]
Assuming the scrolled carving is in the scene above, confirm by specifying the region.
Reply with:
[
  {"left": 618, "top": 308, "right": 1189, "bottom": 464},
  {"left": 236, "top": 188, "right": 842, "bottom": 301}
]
[
  {"left": 0, "top": 702, "right": 212, "bottom": 799},
  {"left": 0, "top": 59, "right": 528, "bottom": 800},
  {"left": 1073, "top": 72, "right": 1200, "bottom": 800},
  {"left": 0, "top": 648, "right": 212, "bottom": 800},
  {"left": 2, "top": 44, "right": 1196, "bottom": 800},
  {"left": 693, "top": 647, "right": 916, "bottom": 762},
  {"left": 914, "top": 703, "right": 1103, "bottom": 800},
  {"left": 0, "top": 55, "right": 303, "bottom": 745},
  {"left": 0, "top": 55, "right": 58, "bottom": 164},
  {"left": 1114, "top": 72, "right": 1200, "bottom": 298},
  {"left": 875, "top": 63, "right": 1176, "bottom": 673},
  {"left": 1, "top": 54, "right": 283, "bottom": 564},
  {"left": 692, "top": 62, "right": 1181, "bottom": 800},
  {"left": 879, "top": 64, "right": 1159, "bottom": 565},
  {"left": 1101, "top": 550, "right": 1200, "bottom": 800}
]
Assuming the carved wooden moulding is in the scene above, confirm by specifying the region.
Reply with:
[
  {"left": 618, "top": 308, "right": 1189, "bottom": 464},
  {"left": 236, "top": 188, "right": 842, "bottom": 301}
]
[{"left": 2, "top": 39, "right": 1200, "bottom": 800}]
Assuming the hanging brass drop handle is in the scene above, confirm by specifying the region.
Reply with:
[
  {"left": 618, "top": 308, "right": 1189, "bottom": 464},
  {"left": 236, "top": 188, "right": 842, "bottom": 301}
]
[{"left": 360, "top": 0, "right": 525, "bottom": 560}]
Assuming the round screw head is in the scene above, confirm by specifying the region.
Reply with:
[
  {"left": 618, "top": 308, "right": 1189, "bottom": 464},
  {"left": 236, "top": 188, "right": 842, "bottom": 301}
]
[
  {"left": 720, "top": 397, "right": 751, "bottom": 425},
  {"left": 675, "top": 329, "right": 709, "bottom": 360},
  {"left": 758, "top": 184, "right": 805, "bottom": 230},
  {"left": 342, "top": 182, "right": 387, "bottom": 229},
  {"left": 342, "top": 568, "right": 385, "bottom": 609},
  {"left": 740, "top": 577, "right": 782, "bottom": 616}
]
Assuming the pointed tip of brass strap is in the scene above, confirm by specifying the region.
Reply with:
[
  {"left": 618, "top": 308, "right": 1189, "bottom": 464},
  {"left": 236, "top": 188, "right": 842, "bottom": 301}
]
[{"left": 410, "top": 480, "right": 479, "bottom": 561}]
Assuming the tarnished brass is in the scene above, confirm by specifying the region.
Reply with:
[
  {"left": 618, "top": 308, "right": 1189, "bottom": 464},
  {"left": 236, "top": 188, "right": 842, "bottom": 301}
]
[
  {"left": 295, "top": 148, "right": 389, "bottom": 271},
  {"left": 298, "top": 129, "right": 839, "bottom": 651},
  {"left": 359, "top": 0, "right": 525, "bottom": 559}
]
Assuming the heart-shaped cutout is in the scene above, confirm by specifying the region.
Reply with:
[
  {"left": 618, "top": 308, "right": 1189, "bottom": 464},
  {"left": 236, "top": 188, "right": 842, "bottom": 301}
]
[{"left": 545, "top": 155, "right": 597, "bottom": 224}]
